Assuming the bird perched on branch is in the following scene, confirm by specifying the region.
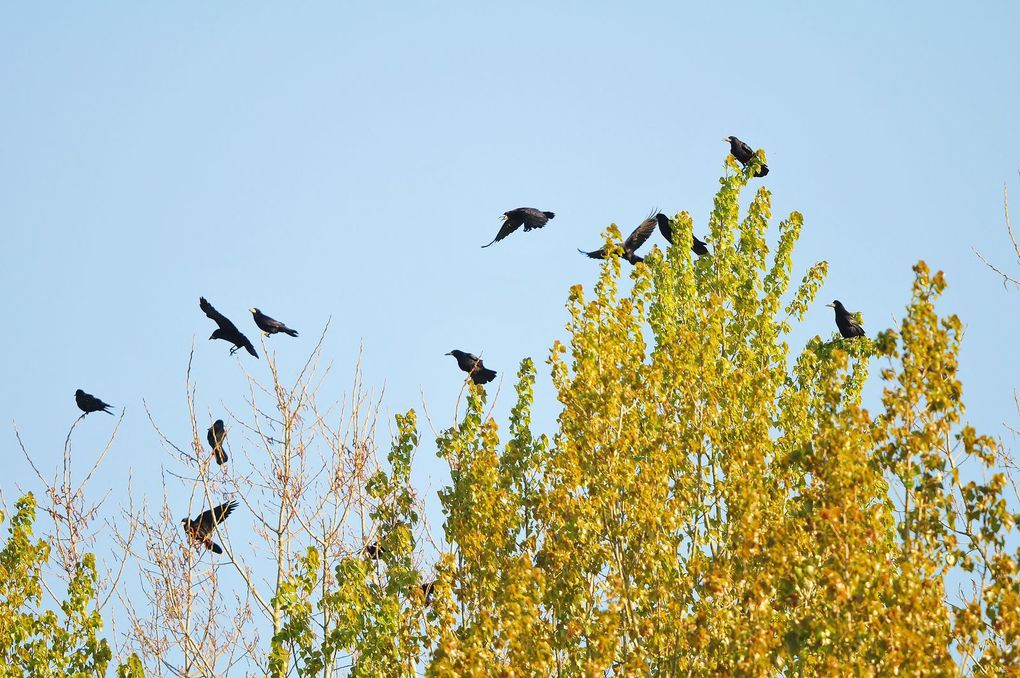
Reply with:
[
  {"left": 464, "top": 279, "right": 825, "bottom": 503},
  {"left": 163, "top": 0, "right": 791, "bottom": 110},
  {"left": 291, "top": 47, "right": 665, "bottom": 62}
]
[
  {"left": 446, "top": 350, "right": 497, "bottom": 385},
  {"left": 420, "top": 580, "right": 436, "bottom": 606},
  {"left": 75, "top": 389, "right": 113, "bottom": 416},
  {"left": 200, "top": 297, "right": 258, "bottom": 358},
  {"left": 250, "top": 308, "right": 298, "bottom": 337},
  {"left": 826, "top": 300, "right": 865, "bottom": 338},
  {"left": 653, "top": 213, "right": 710, "bottom": 256},
  {"left": 365, "top": 542, "right": 385, "bottom": 560},
  {"left": 181, "top": 500, "right": 238, "bottom": 555},
  {"left": 578, "top": 212, "right": 657, "bottom": 265},
  {"left": 723, "top": 135, "right": 769, "bottom": 177},
  {"left": 207, "top": 419, "right": 228, "bottom": 466},
  {"left": 482, "top": 207, "right": 555, "bottom": 248}
]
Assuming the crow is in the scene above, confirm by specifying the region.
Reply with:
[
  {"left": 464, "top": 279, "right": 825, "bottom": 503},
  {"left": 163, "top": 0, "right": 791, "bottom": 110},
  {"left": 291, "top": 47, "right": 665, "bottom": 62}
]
[
  {"left": 250, "top": 308, "right": 298, "bottom": 337},
  {"left": 723, "top": 136, "right": 769, "bottom": 177},
  {"left": 420, "top": 580, "right": 436, "bottom": 606},
  {"left": 200, "top": 297, "right": 258, "bottom": 358},
  {"left": 826, "top": 300, "right": 866, "bottom": 339},
  {"left": 446, "top": 350, "right": 497, "bottom": 385},
  {"left": 75, "top": 389, "right": 113, "bottom": 416},
  {"left": 654, "top": 213, "right": 710, "bottom": 256},
  {"left": 578, "top": 212, "right": 657, "bottom": 265},
  {"left": 365, "top": 542, "right": 385, "bottom": 560},
  {"left": 482, "top": 207, "right": 555, "bottom": 248},
  {"left": 181, "top": 500, "right": 238, "bottom": 555},
  {"left": 207, "top": 419, "right": 228, "bottom": 466}
]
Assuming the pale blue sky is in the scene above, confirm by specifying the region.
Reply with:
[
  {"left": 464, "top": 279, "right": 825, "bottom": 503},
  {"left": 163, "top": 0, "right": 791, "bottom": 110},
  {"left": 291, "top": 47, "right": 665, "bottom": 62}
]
[{"left": 2, "top": 1, "right": 1018, "bottom": 666}]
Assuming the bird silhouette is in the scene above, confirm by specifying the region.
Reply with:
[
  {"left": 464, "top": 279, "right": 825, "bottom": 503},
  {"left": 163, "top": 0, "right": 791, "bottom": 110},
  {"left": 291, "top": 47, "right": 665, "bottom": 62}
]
[
  {"left": 653, "top": 213, "right": 710, "bottom": 256},
  {"left": 482, "top": 207, "right": 555, "bottom": 248},
  {"left": 181, "top": 500, "right": 238, "bottom": 555},
  {"left": 207, "top": 419, "right": 228, "bottom": 465},
  {"left": 446, "top": 350, "right": 497, "bottom": 385},
  {"left": 579, "top": 212, "right": 658, "bottom": 265},
  {"left": 250, "top": 308, "right": 298, "bottom": 337},
  {"left": 826, "top": 300, "right": 865, "bottom": 338},
  {"left": 200, "top": 297, "right": 258, "bottom": 358},
  {"left": 723, "top": 135, "right": 769, "bottom": 177},
  {"left": 75, "top": 389, "right": 113, "bottom": 416}
]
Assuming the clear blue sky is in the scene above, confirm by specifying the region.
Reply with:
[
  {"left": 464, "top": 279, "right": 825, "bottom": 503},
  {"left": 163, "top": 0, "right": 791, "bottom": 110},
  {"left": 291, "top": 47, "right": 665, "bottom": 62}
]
[{"left": 2, "top": 0, "right": 1018, "bottom": 665}]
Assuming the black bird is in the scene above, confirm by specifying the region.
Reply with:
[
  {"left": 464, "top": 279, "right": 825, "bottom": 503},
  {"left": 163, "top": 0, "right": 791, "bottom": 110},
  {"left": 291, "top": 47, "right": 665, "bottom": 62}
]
[
  {"left": 723, "top": 136, "right": 769, "bottom": 177},
  {"left": 446, "top": 350, "right": 497, "bottom": 385},
  {"left": 365, "top": 542, "right": 385, "bottom": 560},
  {"left": 653, "top": 213, "right": 710, "bottom": 256},
  {"left": 826, "top": 300, "right": 865, "bottom": 339},
  {"left": 578, "top": 212, "right": 657, "bottom": 265},
  {"left": 207, "top": 419, "right": 228, "bottom": 466},
  {"left": 250, "top": 308, "right": 298, "bottom": 337},
  {"left": 181, "top": 500, "right": 238, "bottom": 555},
  {"left": 75, "top": 389, "right": 113, "bottom": 416},
  {"left": 482, "top": 207, "right": 555, "bottom": 248},
  {"left": 420, "top": 580, "right": 436, "bottom": 606},
  {"left": 200, "top": 297, "right": 258, "bottom": 358}
]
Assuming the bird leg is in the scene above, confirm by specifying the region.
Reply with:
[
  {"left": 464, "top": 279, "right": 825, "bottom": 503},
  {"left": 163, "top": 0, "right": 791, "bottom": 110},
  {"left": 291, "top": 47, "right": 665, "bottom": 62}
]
[{"left": 229, "top": 345, "right": 239, "bottom": 355}]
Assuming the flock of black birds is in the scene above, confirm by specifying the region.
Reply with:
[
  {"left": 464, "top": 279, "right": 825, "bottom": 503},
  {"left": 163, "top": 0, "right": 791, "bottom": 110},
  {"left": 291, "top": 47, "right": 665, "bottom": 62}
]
[{"left": 69, "top": 136, "right": 862, "bottom": 601}]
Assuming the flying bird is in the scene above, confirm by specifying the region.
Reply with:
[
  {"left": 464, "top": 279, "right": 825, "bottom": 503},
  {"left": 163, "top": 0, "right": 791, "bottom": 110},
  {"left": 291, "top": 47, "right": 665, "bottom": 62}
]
[
  {"left": 207, "top": 419, "right": 228, "bottom": 465},
  {"left": 578, "top": 212, "right": 657, "bottom": 265},
  {"left": 446, "top": 350, "right": 497, "bottom": 385},
  {"left": 200, "top": 297, "right": 258, "bottom": 358},
  {"left": 654, "top": 213, "right": 710, "bottom": 256},
  {"left": 723, "top": 136, "right": 769, "bottom": 177},
  {"left": 181, "top": 499, "right": 238, "bottom": 555},
  {"left": 75, "top": 389, "right": 113, "bottom": 416},
  {"left": 482, "top": 207, "right": 555, "bottom": 248},
  {"left": 826, "top": 300, "right": 865, "bottom": 339},
  {"left": 250, "top": 308, "right": 298, "bottom": 337}
]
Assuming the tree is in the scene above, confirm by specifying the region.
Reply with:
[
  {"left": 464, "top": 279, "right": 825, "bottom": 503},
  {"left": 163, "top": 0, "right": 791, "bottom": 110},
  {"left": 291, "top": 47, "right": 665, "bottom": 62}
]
[{"left": 0, "top": 493, "right": 142, "bottom": 676}]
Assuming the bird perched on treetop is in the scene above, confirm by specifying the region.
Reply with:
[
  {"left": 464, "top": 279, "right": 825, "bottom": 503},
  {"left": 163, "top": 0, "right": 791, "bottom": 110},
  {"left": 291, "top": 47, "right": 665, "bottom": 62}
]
[
  {"left": 75, "top": 389, "right": 113, "bottom": 416},
  {"left": 207, "top": 419, "right": 228, "bottom": 466},
  {"left": 200, "top": 297, "right": 258, "bottom": 358},
  {"left": 826, "top": 300, "right": 865, "bottom": 339},
  {"left": 653, "top": 213, "right": 710, "bottom": 256},
  {"left": 181, "top": 499, "right": 238, "bottom": 555},
  {"left": 446, "top": 350, "right": 497, "bottom": 385},
  {"left": 482, "top": 207, "right": 555, "bottom": 248},
  {"left": 723, "top": 136, "right": 769, "bottom": 177},
  {"left": 578, "top": 212, "right": 658, "bottom": 265},
  {"left": 250, "top": 308, "right": 298, "bottom": 337}
]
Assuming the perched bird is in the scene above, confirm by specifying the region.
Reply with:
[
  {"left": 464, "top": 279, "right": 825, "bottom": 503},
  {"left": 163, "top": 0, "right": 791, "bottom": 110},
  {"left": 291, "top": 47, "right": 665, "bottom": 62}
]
[
  {"left": 200, "top": 297, "right": 258, "bottom": 358},
  {"left": 365, "top": 542, "right": 385, "bottom": 560},
  {"left": 482, "top": 207, "right": 555, "bottom": 248},
  {"left": 181, "top": 499, "right": 238, "bottom": 555},
  {"left": 446, "top": 350, "right": 497, "bottom": 385},
  {"left": 250, "top": 308, "right": 298, "bottom": 337},
  {"left": 207, "top": 419, "right": 228, "bottom": 466},
  {"left": 578, "top": 212, "right": 657, "bottom": 265},
  {"left": 420, "top": 580, "right": 436, "bottom": 606},
  {"left": 653, "top": 213, "right": 710, "bottom": 256},
  {"left": 826, "top": 300, "right": 866, "bottom": 339},
  {"left": 723, "top": 135, "right": 769, "bottom": 177},
  {"left": 75, "top": 389, "right": 113, "bottom": 416}
]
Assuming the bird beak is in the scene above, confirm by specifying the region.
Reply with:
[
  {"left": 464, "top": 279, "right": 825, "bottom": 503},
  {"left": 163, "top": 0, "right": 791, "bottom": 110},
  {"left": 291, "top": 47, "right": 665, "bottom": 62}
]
[
  {"left": 825, "top": 303, "right": 834, "bottom": 308},
  {"left": 499, "top": 214, "right": 507, "bottom": 221},
  {"left": 721, "top": 137, "right": 729, "bottom": 142},
  {"left": 444, "top": 351, "right": 452, "bottom": 356}
]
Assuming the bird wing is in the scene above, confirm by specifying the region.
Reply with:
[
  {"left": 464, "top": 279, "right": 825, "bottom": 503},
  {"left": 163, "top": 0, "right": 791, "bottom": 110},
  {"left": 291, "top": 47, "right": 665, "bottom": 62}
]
[
  {"left": 197, "top": 500, "right": 237, "bottom": 534},
  {"left": 482, "top": 220, "right": 518, "bottom": 248},
  {"left": 578, "top": 247, "right": 606, "bottom": 259},
  {"left": 656, "top": 214, "right": 673, "bottom": 243},
  {"left": 624, "top": 215, "right": 657, "bottom": 252},
  {"left": 200, "top": 297, "right": 238, "bottom": 333}
]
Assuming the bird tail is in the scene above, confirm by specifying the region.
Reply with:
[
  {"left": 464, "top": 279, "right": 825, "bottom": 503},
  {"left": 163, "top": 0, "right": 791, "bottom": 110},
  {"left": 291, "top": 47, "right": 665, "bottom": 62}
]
[
  {"left": 103, "top": 407, "right": 114, "bottom": 415},
  {"left": 283, "top": 328, "right": 298, "bottom": 337},
  {"left": 246, "top": 343, "right": 259, "bottom": 358},
  {"left": 542, "top": 211, "right": 555, "bottom": 220},
  {"left": 215, "top": 448, "right": 228, "bottom": 465},
  {"left": 211, "top": 542, "right": 223, "bottom": 555},
  {"left": 481, "top": 238, "right": 497, "bottom": 248},
  {"left": 474, "top": 368, "right": 497, "bottom": 384}
]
